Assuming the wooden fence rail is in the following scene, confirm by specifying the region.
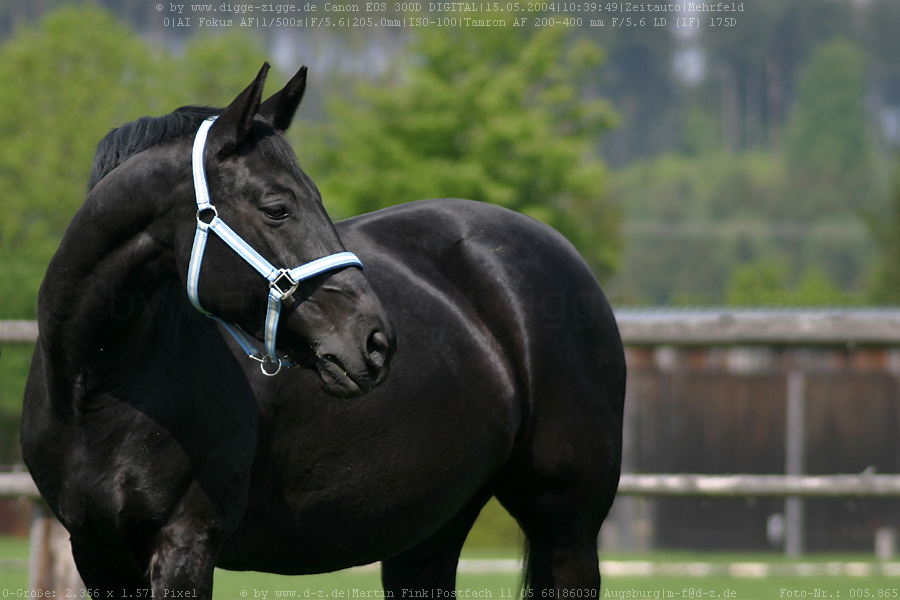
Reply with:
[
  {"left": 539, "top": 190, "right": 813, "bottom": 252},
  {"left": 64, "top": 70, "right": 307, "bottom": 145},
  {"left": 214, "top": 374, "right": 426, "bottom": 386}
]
[
  {"left": 0, "top": 321, "right": 38, "bottom": 344},
  {"left": 9, "top": 310, "right": 900, "bottom": 346},
  {"left": 10, "top": 472, "right": 900, "bottom": 500},
  {"left": 614, "top": 308, "right": 900, "bottom": 346},
  {"left": 0, "top": 473, "right": 80, "bottom": 593},
  {"left": 0, "top": 472, "right": 38, "bottom": 497},
  {"left": 617, "top": 473, "right": 900, "bottom": 497},
  {"left": 9, "top": 472, "right": 900, "bottom": 501}
]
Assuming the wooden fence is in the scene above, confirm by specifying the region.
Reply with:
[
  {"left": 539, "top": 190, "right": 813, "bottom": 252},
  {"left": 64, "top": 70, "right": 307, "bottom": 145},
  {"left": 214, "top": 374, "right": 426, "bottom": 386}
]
[
  {"left": 0, "top": 473, "right": 80, "bottom": 593},
  {"left": 7, "top": 310, "right": 900, "bottom": 582},
  {"left": 613, "top": 309, "right": 900, "bottom": 555},
  {"left": 12, "top": 310, "right": 900, "bottom": 347}
]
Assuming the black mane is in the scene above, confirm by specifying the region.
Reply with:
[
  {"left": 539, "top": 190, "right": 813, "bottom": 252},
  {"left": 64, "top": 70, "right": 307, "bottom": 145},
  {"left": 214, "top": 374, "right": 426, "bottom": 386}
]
[
  {"left": 88, "top": 106, "right": 220, "bottom": 191},
  {"left": 88, "top": 105, "right": 305, "bottom": 192}
]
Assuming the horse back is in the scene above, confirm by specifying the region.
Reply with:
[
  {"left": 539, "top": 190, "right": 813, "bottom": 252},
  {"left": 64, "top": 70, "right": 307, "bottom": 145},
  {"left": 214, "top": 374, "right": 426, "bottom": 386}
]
[{"left": 337, "top": 198, "right": 626, "bottom": 460}]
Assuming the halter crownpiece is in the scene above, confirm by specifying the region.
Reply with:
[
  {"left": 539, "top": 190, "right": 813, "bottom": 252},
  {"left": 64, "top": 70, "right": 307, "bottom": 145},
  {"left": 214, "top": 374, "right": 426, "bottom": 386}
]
[{"left": 187, "top": 116, "right": 363, "bottom": 376}]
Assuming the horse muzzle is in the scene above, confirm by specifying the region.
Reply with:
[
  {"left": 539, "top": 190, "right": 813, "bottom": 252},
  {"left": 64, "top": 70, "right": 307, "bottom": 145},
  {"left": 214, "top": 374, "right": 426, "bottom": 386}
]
[
  {"left": 276, "top": 273, "right": 397, "bottom": 397},
  {"left": 310, "top": 322, "right": 396, "bottom": 398}
]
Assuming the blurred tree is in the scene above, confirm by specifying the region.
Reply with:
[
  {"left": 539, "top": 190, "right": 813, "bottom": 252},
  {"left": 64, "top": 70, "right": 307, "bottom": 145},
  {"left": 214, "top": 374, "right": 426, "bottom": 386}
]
[
  {"left": 864, "top": 0, "right": 900, "bottom": 155},
  {"left": 784, "top": 38, "right": 872, "bottom": 216},
  {"left": 0, "top": 7, "right": 176, "bottom": 318},
  {"left": 605, "top": 150, "right": 874, "bottom": 306},
  {"left": 864, "top": 0, "right": 900, "bottom": 106},
  {"left": 701, "top": 0, "right": 854, "bottom": 153},
  {"left": 0, "top": 7, "right": 175, "bottom": 252},
  {"left": 0, "top": 7, "right": 269, "bottom": 319},
  {"left": 786, "top": 39, "right": 868, "bottom": 175},
  {"left": 597, "top": 7, "right": 678, "bottom": 166},
  {"left": 679, "top": 107, "right": 719, "bottom": 157},
  {"left": 0, "top": 7, "right": 271, "bottom": 456},
  {"left": 308, "top": 16, "right": 621, "bottom": 277},
  {"left": 867, "top": 167, "right": 900, "bottom": 305},
  {"left": 725, "top": 259, "right": 857, "bottom": 307},
  {"left": 180, "top": 31, "right": 269, "bottom": 107}
]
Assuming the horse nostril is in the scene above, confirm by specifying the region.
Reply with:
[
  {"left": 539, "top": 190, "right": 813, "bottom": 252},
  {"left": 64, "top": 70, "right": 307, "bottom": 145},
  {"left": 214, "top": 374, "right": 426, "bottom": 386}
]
[{"left": 366, "top": 330, "right": 390, "bottom": 370}]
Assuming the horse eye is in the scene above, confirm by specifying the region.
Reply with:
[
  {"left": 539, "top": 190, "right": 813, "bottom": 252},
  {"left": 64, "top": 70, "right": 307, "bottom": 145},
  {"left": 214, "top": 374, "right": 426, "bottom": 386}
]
[{"left": 261, "top": 205, "right": 289, "bottom": 221}]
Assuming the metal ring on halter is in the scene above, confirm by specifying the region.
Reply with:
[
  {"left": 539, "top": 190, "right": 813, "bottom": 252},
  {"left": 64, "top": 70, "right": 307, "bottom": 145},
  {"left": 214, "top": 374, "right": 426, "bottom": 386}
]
[
  {"left": 259, "top": 356, "right": 283, "bottom": 377},
  {"left": 197, "top": 205, "right": 218, "bottom": 224}
]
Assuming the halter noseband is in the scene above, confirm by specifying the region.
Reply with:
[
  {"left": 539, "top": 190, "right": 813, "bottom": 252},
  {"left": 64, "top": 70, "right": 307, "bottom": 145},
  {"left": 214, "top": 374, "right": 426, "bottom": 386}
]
[{"left": 187, "top": 116, "right": 363, "bottom": 376}]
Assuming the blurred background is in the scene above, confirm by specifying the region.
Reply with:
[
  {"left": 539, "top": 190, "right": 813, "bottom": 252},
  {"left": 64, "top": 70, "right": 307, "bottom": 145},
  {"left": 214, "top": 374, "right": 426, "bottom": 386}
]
[{"left": 2, "top": 0, "right": 900, "bottom": 564}]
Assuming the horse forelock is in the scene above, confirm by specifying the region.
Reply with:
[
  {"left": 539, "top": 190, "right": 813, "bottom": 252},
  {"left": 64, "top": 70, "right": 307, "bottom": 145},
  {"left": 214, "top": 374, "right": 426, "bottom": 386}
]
[{"left": 87, "top": 107, "right": 304, "bottom": 192}]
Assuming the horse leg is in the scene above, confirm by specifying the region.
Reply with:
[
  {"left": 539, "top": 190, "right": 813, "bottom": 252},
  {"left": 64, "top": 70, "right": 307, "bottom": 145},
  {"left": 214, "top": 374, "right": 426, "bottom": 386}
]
[
  {"left": 381, "top": 490, "right": 492, "bottom": 595},
  {"left": 494, "top": 461, "right": 619, "bottom": 592},
  {"left": 72, "top": 525, "right": 221, "bottom": 598},
  {"left": 71, "top": 540, "right": 148, "bottom": 597},
  {"left": 493, "top": 376, "right": 622, "bottom": 593},
  {"left": 146, "top": 522, "right": 222, "bottom": 599}
]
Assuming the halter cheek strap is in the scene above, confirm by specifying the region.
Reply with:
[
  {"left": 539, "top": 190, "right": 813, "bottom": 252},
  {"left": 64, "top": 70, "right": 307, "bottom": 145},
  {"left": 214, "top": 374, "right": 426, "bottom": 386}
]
[{"left": 187, "top": 116, "right": 363, "bottom": 376}]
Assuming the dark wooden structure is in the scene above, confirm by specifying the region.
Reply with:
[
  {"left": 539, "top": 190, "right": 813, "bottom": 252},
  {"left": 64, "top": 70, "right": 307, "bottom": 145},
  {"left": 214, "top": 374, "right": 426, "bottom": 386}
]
[{"left": 619, "top": 342, "right": 900, "bottom": 552}]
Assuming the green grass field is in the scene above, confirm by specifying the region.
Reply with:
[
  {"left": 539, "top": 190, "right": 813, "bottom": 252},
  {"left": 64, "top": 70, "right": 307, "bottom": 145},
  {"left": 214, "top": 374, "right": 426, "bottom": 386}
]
[
  {"left": 0, "top": 534, "right": 898, "bottom": 600},
  {"left": 209, "top": 556, "right": 900, "bottom": 600},
  {"left": 0, "top": 483, "right": 895, "bottom": 598}
]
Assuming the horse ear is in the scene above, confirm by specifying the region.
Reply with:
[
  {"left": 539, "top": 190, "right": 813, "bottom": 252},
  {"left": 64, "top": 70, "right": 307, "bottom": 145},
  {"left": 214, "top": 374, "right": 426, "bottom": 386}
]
[
  {"left": 258, "top": 66, "right": 307, "bottom": 132},
  {"left": 209, "top": 62, "right": 270, "bottom": 155}
]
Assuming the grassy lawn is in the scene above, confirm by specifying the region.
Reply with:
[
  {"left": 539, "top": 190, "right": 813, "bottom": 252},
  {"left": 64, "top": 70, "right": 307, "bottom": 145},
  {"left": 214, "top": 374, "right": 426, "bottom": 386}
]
[
  {"left": 0, "top": 534, "right": 898, "bottom": 599},
  {"left": 212, "top": 567, "right": 525, "bottom": 599},
  {"left": 213, "top": 554, "right": 900, "bottom": 599},
  {"left": 210, "top": 556, "right": 900, "bottom": 600},
  {"left": 0, "top": 536, "right": 29, "bottom": 589}
]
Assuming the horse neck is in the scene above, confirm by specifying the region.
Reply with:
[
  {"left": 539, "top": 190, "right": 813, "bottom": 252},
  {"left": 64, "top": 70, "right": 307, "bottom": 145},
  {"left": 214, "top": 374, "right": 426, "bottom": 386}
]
[{"left": 37, "top": 148, "right": 193, "bottom": 390}]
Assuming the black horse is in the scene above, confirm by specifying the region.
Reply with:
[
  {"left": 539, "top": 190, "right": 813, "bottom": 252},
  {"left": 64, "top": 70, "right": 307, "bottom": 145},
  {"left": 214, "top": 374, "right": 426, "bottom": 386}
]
[{"left": 22, "top": 64, "right": 625, "bottom": 597}]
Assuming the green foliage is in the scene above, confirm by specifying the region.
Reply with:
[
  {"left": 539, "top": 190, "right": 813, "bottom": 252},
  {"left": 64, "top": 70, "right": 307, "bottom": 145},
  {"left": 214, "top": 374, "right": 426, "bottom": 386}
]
[
  {"left": 609, "top": 34, "right": 886, "bottom": 307},
  {"left": 725, "top": 260, "right": 859, "bottom": 307},
  {"left": 783, "top": 39, "right": 875, "bottom": 219},
  {"left": 0, "top": 7, "right": 171, "bottom": 254},
  {"left": 598, "top": 5, "right": 678, "bottom": 163},
  {"left": 0, "top": 345, "right": 30, "bottom": 459},
  {"left": 703, "top": 0, "right": 853, "bottom": 73},
  {"left": 866, "top": 166, "right": 900, "bottom": 305},
  {"left": 865, "top": 0, "right": 900, "bottom": 81},
  {"left": 610, "top": 152, "right": 788, "bottom": 223},
  {"left": 693, "top": 0, "right": 856, "bottom": 156},
  {"left": 608, "top": 153, "right": 782, "bottom": 304},
  {"left": 785, "top": 39, "right": 869, "bottom": 177},
  {"left": 308, "top": 17, "right": 620, "bottom": 277},
  {"left": 679, "top": 108, "right": 719, "bottom": 157},
  {"left": 607, "top": 150, "right": 875, "bottom": 306},
  {"left": 0, "top": 8, "right": 171, "bottom": 320},
  {"left": 0, "top": 8, "right": 268, "bottom": 320},
  {"left": 180, "top": 31, "right": 269, "bottom": 107},
  {"left": 0, "top": 8, "right": 270, "bottom": 462}
]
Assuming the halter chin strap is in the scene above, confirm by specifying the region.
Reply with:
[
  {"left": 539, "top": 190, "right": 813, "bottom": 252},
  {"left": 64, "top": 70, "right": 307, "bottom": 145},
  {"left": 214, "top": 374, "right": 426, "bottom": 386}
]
[{"left": 187, "top": 116, "right": 363, "bottom": 376}]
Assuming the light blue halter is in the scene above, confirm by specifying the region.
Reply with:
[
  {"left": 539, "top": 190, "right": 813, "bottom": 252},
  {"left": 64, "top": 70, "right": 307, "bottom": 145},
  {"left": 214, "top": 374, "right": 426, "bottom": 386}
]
[{"left": 187, "top": 116, "right": 363, "bottom": 376}]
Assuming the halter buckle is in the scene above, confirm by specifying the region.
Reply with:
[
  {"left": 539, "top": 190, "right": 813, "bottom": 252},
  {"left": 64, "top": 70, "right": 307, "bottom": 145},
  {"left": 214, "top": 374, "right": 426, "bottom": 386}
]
[{"left": 270, "top": 269, "right": 301, "bottom": 301}]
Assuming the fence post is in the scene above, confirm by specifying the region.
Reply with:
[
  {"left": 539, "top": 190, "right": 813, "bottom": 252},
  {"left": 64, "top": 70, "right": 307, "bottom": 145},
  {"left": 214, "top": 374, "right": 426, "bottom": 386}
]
[
  {"left": 785, "top": 368, "right": 806, "bottom": 556},
  {"left": 29, "top": 501, "right": 84, "bottom": 594},
  {"left": 615, "top": 376, "right": 640, "bottom": 551}
]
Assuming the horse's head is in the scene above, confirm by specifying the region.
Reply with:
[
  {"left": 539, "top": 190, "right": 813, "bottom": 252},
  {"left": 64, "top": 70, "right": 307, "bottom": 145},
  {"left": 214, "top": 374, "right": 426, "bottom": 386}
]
[{"left": 175, "top": 64, "right": 395, "bottom": 397}]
